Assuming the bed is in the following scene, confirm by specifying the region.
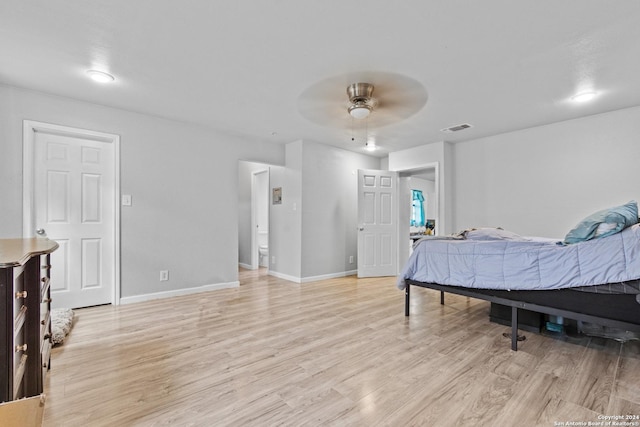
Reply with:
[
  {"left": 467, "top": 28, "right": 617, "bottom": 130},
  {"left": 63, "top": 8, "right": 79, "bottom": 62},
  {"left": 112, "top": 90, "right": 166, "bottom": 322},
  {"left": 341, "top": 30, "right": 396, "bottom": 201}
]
[{"left": 398, "top": 204, "right": 640, "bottom": 351}]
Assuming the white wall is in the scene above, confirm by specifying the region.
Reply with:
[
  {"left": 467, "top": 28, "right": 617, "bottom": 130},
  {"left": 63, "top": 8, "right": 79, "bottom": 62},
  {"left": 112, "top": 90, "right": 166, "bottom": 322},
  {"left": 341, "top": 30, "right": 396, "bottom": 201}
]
[
  {"left": 300, "top": 141, "right": 380, "bottom": 279},
  {"left": 267, "top": 162, "right": 294, "bottom": 278},
  {"left": 269, "top": 141, "right": 303, "bottom": 279},
  {"left": 453, "top": 106, "right": 640, "bottom": 238},
  {"left": 269, "top": 140, "right": 380, "bottom": 282},
  {"left": 0, "top": 85, "right": 285, "bottom": 300}
]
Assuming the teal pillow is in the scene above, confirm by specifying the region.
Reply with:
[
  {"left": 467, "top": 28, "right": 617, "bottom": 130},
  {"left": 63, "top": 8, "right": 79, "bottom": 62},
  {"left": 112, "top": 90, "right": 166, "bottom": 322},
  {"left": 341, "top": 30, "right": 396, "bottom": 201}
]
[{"left": 564, "top": 200, "right": 638, "bottom": 244}]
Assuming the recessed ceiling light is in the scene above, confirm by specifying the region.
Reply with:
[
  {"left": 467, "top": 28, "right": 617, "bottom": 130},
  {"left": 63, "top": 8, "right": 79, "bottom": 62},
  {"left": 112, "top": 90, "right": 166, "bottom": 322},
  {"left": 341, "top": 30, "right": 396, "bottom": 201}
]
[
  {"left": 365, "top": 142, "right": 376, "bottom": 152},
  {"left": 571, "top": 91, "right": 597, "bottom": 102},
  {"left": 86, "top": 70, "right": 115, "bottom": 83}
]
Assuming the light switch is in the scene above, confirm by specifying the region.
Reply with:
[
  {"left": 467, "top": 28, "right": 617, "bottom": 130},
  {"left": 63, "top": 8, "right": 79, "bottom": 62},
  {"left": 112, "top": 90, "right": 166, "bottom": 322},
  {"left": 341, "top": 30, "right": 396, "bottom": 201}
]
[{"left": 122, "top": 194, "right": 132, "bottom": 206}]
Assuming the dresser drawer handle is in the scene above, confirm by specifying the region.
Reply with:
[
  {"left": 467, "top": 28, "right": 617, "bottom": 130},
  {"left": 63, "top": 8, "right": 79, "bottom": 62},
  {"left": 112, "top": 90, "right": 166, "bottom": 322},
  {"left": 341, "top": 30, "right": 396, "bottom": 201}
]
[
  {"left": 15, "top": 344, "right": 27, "bottom": 352},
  {"left": 41, "top": 265, "right": 51, "bottom": 270},
  {"left": 43, "top": 298, "right": 52, "bottom": 303},
  {"left": 15, "top": 290, "right": 27, "bottom": 299},
  {"left": 44, "top": 334, "right": 51, "bottom": 341},
  {"left": 41, "top": 277, "right": 47, "bottom": 283}
]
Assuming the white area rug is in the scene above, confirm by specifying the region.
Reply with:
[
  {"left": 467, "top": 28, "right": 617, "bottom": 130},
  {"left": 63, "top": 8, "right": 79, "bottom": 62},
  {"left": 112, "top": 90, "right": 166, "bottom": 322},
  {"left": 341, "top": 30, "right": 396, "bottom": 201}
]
[{"left": 51, "top": 308, "right": 75, "bottom": 345}]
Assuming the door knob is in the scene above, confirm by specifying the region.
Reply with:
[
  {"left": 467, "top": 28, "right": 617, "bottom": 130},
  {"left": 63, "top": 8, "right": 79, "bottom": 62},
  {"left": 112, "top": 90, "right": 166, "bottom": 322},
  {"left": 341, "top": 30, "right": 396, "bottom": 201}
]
[
  {"left": 358, "top": 227, "right": 364, "bottom": 231},
  {"left": 36, "top": 228, "right": 46, "bottom": 236}
]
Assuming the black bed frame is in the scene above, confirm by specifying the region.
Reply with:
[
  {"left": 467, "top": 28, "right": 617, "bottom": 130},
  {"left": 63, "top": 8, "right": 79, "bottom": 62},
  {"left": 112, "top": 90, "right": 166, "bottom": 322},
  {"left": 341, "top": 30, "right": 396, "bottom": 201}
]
[{"left": 404, "top": 279, "right": 640, "bottom": 351}]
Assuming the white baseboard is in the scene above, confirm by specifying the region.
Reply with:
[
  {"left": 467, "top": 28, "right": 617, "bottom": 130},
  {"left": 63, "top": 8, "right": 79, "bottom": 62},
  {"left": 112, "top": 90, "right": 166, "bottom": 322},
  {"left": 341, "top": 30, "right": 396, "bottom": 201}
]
[
  {"left": 267, "top": 270, "right": 301, "bottom": 283},
  {"left": 238, "top": 262, "right": 254, "bottom": 270},
  {"left": 300, "top": 270, "right": 357, "bottom": 283},
  {"left": 268, "top": 269, "right": 357, "bottom": 284},
  {"left": 119, "top": 281, "right": 239, "bottom": 305}
]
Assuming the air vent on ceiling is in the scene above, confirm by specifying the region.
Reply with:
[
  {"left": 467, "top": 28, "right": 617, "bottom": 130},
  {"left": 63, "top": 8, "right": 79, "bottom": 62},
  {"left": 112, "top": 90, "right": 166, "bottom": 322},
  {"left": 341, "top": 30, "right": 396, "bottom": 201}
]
[{"left": 441, "top": 123, "right": 473, "bottom": 133}]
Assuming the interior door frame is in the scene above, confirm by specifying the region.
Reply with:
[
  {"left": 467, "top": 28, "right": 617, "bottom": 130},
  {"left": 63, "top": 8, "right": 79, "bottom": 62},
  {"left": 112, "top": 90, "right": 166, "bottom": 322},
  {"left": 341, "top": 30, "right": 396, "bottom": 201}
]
[
  {"left": 250, "top": 168, "right": 269, "bottom": 270},
  {"left": 22, "top": 120, "right": 121, "bottom": 305},
  {"left": 396, "top": 162, "right": 439, "bottom": 272}
]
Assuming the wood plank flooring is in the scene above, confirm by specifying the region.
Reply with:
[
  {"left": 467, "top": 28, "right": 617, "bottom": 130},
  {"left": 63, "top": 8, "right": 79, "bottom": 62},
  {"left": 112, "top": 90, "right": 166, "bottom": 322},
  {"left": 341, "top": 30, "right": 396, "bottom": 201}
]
[{"left": 43, "top": 268, "right": 640, "bottom": 426}]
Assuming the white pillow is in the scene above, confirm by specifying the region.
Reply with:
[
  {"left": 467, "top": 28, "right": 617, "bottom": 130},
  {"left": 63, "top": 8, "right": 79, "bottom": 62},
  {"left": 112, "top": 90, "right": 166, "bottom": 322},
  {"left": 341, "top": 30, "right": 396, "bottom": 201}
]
[
  {"left": 463, "top": 227, "right": 530, "bottom": 241},
  {"left": 594, "top": 222, "right": 618, "bottom": 237}
]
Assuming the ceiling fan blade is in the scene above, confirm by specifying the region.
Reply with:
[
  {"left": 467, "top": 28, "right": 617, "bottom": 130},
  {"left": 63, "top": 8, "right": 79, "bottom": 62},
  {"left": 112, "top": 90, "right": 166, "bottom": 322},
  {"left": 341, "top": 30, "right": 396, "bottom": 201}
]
[{"left": 297, "top": 71, "right": 428, "bottom": 130}]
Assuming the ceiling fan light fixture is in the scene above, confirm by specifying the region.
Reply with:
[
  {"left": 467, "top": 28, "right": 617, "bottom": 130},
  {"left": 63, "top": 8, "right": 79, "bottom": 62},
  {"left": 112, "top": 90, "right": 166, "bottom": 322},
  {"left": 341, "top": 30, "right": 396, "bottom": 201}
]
[
  {"left": 347, "top": 83, "right": 375, "bottom": 119},
  {"left": 571, "top": 91, "right": 597, "bottom": 103},
  {"left": 348, "top": 102, "right": 371, "bottom": 119},
  {"left": 86, "top": 69, "right": 115, "bottom": 83}
]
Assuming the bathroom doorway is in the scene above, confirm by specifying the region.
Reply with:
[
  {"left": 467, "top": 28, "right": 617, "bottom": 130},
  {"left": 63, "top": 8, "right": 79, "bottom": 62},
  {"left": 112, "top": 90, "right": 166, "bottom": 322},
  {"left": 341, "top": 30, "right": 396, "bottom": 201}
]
[
  {"left": 238, "top": 160, "right": 276, "bottom": 272},
  {"left": 251, "top": 169, "right": 269, "bottom": 270}
]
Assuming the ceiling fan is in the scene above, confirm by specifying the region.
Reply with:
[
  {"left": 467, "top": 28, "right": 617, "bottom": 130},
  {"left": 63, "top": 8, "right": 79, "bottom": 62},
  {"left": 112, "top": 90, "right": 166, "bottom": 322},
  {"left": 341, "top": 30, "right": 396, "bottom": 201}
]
[
  {"left": 346, "top": 82, "right": 376, "bottom": 119},
  {"left": 297, "top": 72, "right": 428, "bottom": 130}
]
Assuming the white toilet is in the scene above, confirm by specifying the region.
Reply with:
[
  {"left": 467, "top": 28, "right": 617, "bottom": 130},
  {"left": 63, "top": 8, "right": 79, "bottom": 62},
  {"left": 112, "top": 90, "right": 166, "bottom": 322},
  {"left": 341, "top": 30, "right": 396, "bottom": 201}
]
[{"left": 258, "top": 231, "right": 269, "bottom": 267}]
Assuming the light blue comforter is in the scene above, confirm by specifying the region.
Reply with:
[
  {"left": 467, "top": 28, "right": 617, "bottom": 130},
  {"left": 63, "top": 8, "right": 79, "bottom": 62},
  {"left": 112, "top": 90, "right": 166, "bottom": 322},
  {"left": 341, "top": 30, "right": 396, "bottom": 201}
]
[{"left": 397, "top": 224, "right": 640, "bottom": 291}]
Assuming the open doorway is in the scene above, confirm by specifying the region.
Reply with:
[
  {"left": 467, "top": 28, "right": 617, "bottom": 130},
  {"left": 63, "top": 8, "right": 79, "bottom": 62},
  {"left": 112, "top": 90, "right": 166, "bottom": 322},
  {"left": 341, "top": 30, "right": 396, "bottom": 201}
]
[
  {"left": 238, "top": 161, "right": 273, "bottom": 273},
  {"left": 252, "top": 169, "right": 269, "bottom": 270},
  {"left": 398, "top": 164, "right": 439, "bottom": 270}
]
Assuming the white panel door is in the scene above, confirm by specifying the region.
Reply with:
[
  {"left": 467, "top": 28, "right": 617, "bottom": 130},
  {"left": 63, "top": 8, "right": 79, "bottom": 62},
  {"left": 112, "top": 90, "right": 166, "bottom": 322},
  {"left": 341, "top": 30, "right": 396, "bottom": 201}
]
[
  {"left": 33, "top": 132, "right": 115, "bottom": 308},
  {"left": 357, "top": 169, "right": 398, "bottom": 277}
]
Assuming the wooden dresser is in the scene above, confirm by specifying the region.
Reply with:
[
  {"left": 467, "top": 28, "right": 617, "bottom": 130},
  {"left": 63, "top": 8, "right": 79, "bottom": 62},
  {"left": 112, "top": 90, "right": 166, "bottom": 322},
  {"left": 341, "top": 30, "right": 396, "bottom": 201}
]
[{"left": 0, "top": 238, "right": 58, "bottom": 403}]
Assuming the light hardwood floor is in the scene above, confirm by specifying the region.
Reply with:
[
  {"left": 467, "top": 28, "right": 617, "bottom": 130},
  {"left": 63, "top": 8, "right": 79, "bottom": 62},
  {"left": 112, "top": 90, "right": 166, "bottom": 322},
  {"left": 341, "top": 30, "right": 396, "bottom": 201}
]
[{"left": 43, "top": 269, "right": 640, "bottom": 426}]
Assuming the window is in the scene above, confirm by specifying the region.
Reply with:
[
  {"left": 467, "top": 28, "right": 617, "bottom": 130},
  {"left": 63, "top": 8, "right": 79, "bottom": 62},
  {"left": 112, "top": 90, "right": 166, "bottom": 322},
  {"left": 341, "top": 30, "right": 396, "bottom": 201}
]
[{"left": 411, "top": 189, "right": 425, "bottom": 227}]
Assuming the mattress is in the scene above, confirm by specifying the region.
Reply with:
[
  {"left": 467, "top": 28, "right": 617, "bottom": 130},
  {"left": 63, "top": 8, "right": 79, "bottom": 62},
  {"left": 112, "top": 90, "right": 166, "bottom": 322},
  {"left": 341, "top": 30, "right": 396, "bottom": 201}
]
[{"left": 397, "top": 224, "right": 640, "bottom": 292}]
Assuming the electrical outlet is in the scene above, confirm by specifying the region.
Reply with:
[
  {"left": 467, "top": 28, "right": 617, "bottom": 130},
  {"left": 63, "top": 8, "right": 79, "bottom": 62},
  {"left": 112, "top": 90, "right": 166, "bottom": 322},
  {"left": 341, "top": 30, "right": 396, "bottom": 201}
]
[
  {"left": 160, "top": 270, "right": 169, "bottom": 281},
  {"left": 349, "top": 255, "right": 354, "bottom": 264}
]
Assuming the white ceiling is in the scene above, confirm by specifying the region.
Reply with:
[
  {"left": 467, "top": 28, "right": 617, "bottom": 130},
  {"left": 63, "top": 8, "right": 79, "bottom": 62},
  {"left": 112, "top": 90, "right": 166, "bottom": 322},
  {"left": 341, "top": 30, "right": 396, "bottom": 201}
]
[{"left": 2, "top": 1, "right": 640, "bottom": 157}]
